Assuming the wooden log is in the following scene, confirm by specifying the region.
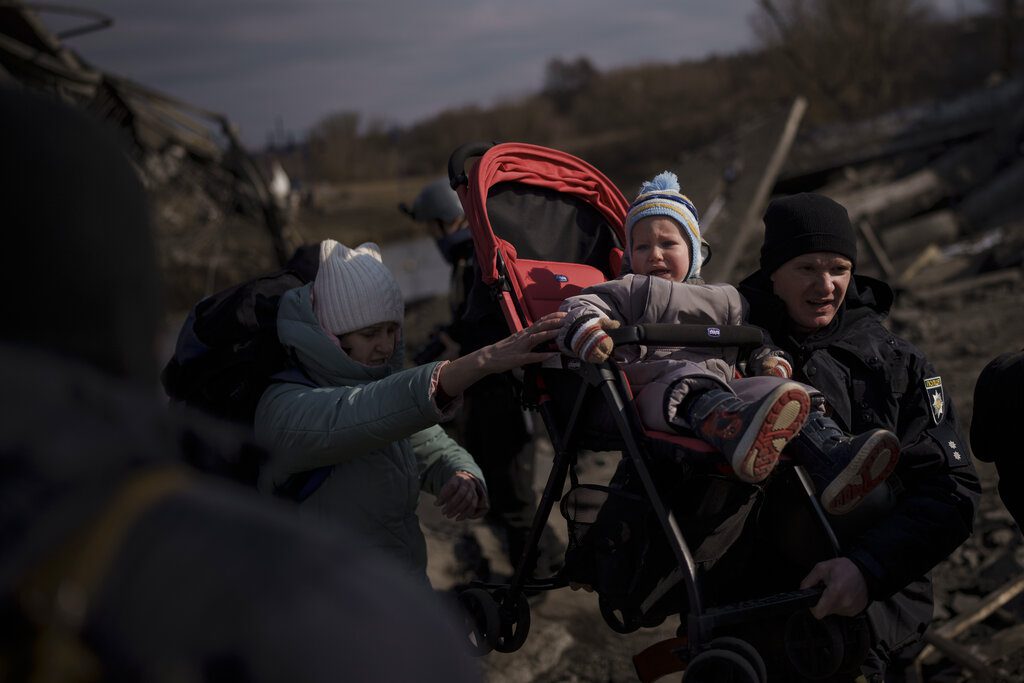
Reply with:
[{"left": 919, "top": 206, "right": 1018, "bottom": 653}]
[
  {"left": 926, "top": 572, "right": 1024, "bottom": 665},
  {"left": 960, "top": 157, "right": 1024, "bottom": 231},
  {"left": 832, "top": 126, "right": 1016, "bottom": 227},
  {"left": 912, "top": 574, "right": 1024, "bottom": 680},
  {"left": 882, "top": 210, "right": 961, "bottom": 255},
  {"left": 783, "top": 79, "right": 1024, "bottom": 181},
  {"left": 936, "top": 574, "right": 1024, "bottom": 640},
  {"left": 897, "top": 244, "right": 944, "bottom": 286},
  {"left": 856, "top": 219, "right": 897, "bottom": 282},
  {"left": 909, "top": 267, "right": 1021, "bottom": 299},
  {"left": 880, "top": 159, "right": 1024, "bottom": 261},
  {"left": 923, "top": 631, "right": 1008, "bottom": 681},
  {"left": 702, "top": 96, "right": 807, "bottom": 282}
]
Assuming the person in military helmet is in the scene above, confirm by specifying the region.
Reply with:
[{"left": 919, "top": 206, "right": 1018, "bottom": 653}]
[
  {"left": 407, "top": 178, "right": 473, "bottom": 262},
  {"left": 401, "top": 178, "right": 475, "bottom": 360},
  {"left": 401, "top": 178, "right": 565, "bottom": 579}
]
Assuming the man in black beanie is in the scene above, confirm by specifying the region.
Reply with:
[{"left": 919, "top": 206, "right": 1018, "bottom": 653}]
[
  {"left": 972, "top": 350, "right": 1024, "bottom": 528},
  {"left": 739, "top": 193, "right": 979, "bottom": 682},
  {"left": 0, "top": 88, "right": 479, "bottom": 682},
  {"left": 758, "top": 193, "right": 859, "bottom": 334}
]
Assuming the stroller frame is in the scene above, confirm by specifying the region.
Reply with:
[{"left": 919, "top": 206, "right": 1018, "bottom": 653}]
[{"left": 450, "top": 142, "right": 862, "bottom": 681}]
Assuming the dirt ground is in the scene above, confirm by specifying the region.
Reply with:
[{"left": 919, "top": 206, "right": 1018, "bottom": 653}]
[{"left": 414, "top": 275, "right": 1024, "bottom": 683}]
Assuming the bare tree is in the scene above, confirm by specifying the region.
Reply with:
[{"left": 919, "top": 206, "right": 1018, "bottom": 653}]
[
  {"left": 543, "top": 56, "right": 599, "bottom": 113},
  {"left": 750, "top": 0, "right": 939, "bottom": 119}
]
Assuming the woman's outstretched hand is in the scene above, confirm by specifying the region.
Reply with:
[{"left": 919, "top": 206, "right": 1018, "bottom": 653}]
[
  {"left": 437, "top": 311, "right": 566, "bottom": 398},
  {"left": 480, "top": 311, "right": 566, "bottom": 374}
]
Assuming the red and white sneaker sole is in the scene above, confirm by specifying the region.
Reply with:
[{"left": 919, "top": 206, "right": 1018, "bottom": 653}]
[
  {"left": 733, "top": 384, "right": 812, "bottom": 483},
  {"left": 821, "top": 431, "right": 901, "bottom": 515}
]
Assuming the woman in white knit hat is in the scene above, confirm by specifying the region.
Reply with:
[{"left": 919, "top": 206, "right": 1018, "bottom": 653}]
[{"left": 255, "top": 239, "right": 563, "bottom": 577}]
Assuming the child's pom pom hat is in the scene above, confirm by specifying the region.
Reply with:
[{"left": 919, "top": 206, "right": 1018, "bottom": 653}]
[{"left": 625, "top": 171, "right": 702, "bottom": 281}]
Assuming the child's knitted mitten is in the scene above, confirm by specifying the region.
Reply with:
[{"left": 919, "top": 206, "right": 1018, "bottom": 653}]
[
  {"left": 566, "top": 314, "right": 620, "bottom": 364},
  {"left": 747, "top": 345, "right": 794, "bottom": 379}
]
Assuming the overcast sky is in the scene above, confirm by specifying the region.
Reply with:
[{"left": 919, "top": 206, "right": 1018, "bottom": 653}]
[{"left": 44, "top": 0, "right": 983, "bottom": 148}]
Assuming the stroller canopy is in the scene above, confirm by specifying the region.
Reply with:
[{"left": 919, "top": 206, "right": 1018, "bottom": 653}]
[{"left": 457, "top": 143, "right": 630, "bottom": 286}]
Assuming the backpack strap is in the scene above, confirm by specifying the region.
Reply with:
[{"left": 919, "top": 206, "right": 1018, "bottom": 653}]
[
  {"left": 14, "top": 467, "right": 192, "bottom": 682},
  {"left": 268, "top": 366, "right": 316, "bottom": 388},
  {"left": 274, "top": 466, "right": 333, "bottom": 503},
  {"left": 267, "top": 367, "right": 333, "bottom": 503}
]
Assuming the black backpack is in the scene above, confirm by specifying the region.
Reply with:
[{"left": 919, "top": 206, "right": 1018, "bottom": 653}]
[{"left": 161, "top": 247, "right": 331, "bottom": 501}]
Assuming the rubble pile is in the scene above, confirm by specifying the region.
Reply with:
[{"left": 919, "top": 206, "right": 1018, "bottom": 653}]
[{"left": 784, "top": 77, "right": 1024, "bottom": 295}]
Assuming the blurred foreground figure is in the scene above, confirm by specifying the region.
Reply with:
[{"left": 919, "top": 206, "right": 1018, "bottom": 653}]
[
  {"left": 0, "top": 88, "right": 479, "bottom": 682},
  {"left": 971, "top": 349, "right": 1024, "bottom": 528}
]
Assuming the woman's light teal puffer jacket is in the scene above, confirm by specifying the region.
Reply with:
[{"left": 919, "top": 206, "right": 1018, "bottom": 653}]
[{"left": 256, "top": 285, "right": 485, "bottom": 574}]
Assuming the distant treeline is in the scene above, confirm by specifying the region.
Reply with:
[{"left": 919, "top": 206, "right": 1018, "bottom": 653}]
[{"left": 270, "top": 1, "right": 1019, "bottom": 187}]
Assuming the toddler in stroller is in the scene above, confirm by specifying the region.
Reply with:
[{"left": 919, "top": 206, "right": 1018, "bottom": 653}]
[{"left": 557, "top": 172, "right": 899, "bottom": 516}]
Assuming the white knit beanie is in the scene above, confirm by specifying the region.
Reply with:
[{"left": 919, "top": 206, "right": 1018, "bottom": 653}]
[{"left": 312, "top": 240, "right": 404, "bottom": 336}]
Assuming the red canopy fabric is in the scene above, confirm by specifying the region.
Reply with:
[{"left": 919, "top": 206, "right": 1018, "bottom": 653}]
[{"left": 456, "top": 142, "right": 629, "bottom": 285}]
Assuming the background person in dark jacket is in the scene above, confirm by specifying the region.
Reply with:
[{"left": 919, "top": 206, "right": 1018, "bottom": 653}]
[
  {"left": 402, "top": 178, "right": 564, "bottom": 577},
  {"left": 738, "top": 193, "right": 980, "bottom": 681},
  {"left": 0, "top": 87, "right": 480, "bottom": 682},
  {"left": 402, "top": 178, "right": 477, "bottom": 360},
  {"left": 971, "top": 349, "right": 1024, "bottom": 528}
]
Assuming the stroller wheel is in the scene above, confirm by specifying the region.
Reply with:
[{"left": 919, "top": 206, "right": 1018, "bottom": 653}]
[
  {"left": 491, "top": 588, "right": 531, "bottom": 653},
  {"left": 598, "top": 596, "right": 643, "bottom": 634},
  {"left": 783, "top": 610, "right": 844, "bottom": 679},
  {"left": 457, "top": 588, "right": 500, "bottom": 656},
  {"left": 682, "top": 649, "right": 760, "bottom": 683},
  {"left": 708, "top": 637, "right": 767, "bottom": 683}
]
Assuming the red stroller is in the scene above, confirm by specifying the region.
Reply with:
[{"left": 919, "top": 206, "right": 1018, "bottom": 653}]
[{"left": 448, "top": 142, "right": 869, "bottom": 682}]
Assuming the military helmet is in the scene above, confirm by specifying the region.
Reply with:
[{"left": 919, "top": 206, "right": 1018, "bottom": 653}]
[{"left": 407, "top": 178, "right": 464, "bottom": 224}]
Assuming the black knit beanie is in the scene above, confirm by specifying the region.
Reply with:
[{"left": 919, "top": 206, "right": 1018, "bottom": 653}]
[{"left": 760, "top": 193, "right": 857, "bottom": 275}]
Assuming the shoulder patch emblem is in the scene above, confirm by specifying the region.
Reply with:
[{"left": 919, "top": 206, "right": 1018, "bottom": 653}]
[{"left": 924, "top": 376, "right": 944, "bottom": 424}]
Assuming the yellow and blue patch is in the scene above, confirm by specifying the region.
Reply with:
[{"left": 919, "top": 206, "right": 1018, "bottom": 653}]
[{"left": 924, "top": 376, "right": 944, "bottom": 425}]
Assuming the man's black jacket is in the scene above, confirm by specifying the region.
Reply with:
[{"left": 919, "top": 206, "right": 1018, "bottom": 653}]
[{"left": 739, "top": 269, "right": 980, "bottom": 602}]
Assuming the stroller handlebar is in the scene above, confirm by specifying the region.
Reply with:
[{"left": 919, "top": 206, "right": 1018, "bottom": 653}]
[
  {"left": 448, "top": 141, "right": 497, "bottom": 189},
  {"left": 607, "top": 324, "right": 766, "bottom": 349}
]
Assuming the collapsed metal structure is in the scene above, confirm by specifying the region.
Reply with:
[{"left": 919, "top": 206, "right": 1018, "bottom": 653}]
[{"left": 0, "top": 1, "right": 292, "bottom": 265}]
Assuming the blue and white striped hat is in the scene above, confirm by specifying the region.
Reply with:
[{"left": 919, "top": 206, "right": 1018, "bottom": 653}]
[{"left": 625, "top": 171, "right": 702, "bottom": 281}]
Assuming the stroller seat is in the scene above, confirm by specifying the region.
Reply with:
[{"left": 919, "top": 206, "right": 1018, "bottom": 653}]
[
  {"left": 507, "top": 256, "right": 736, "bottom": 458},
  {"left": 507, "top": 258, "right": 606, "bottom": 323}
]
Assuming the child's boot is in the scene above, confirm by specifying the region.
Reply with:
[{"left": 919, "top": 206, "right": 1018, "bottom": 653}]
[
  {"left": 794, "top": 411, "right": 900, "bottom": 515},
  {"left": 678, "top": 382, "right": 811, "bottom": 483}
]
